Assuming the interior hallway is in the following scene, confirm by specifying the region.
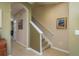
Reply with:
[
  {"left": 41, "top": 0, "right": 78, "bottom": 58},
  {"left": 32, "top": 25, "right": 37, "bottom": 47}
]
[{"left": 12, "top": 41, "right": 68, "bottom": 56}]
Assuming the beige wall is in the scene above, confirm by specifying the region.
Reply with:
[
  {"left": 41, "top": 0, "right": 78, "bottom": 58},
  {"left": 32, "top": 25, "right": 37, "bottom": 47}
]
[
  {"left": 69, "top": 2, "right": 79, "bottom": 55},
  {"left": 32, "top": 3, "right": 69, "bottom": 51},
  {"left": 0, "top": 3, "right": 11, "bottom": 55}
]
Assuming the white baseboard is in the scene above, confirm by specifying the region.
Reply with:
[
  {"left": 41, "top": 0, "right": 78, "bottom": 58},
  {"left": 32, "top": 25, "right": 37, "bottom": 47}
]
[
  {"left": 43, "top": 36, "right": 69, "bottom": 54},
  {"left": 16, "top": 40, "right": 26, "bottom": 48},
  {"left": 27, "top": 48, "right": 42, "bottom": 55},
  {"left": 51, "top": 46, "right": 69, "bottom": 54}
]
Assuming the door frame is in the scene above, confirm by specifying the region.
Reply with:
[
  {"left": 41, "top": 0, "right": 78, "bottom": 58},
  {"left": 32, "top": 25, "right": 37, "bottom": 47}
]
[{"left": 20, "top": 3, "right": 30, "bottom": 48}]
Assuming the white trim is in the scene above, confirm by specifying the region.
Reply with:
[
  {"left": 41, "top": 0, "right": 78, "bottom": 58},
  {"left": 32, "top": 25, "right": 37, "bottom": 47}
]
[
  {"left": 40, "top": 34, "right": 43, "bottom": 55},
  {"left": 0, "top": 9, "right": 2, "bottom": 28},
  {"left": 43, "top": 34, "right": 69, "bottom": 54},
  {"left": 30, "top": 21, "right": 43, "bottom": 34},
  {"left": 27, "top": 48, "right": 42, "bottom": 55},
  {"left": 24, "top": 7, "right": 29, "bottom": 48},
  {"left": 42, "top": 34, "right": 69, "bottom": 54},
  {"left": 26, "top": 9, "right": 29, "bottom": 49},
  {"left": 13, "top": 20, "right": 17, "bottom": 41},
  {"left": 21, "top": 4, "right": 29, "bottom": 49},
  {"left": 16, "top": 40, "right": 26, "bottom": 48},
  {"left": 51, "top": 46, "right": 69, "bottom": 54}
]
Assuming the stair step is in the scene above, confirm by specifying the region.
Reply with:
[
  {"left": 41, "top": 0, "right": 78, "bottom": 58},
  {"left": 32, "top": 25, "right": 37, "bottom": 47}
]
[
  {"left": 43, "top": 44, "right": 51, "bottom": 51},
  {"left": 42, "top": 40, "right": 50, "bottom": 50},
  {"left": 42, "top": 41, "right": 48, "bottom": 47},
  {"left": 42, "top": 38, "right": 45, "bottom": 42},
  {"left": 42, "top": 35, "right": 51, "bottom": 51}
]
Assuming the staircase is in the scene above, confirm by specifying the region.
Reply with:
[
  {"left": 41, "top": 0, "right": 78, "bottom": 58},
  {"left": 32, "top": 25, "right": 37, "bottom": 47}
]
[
  {"left": 32, "top": 17, "right": 53, "bottom": 52},
  {"left": 42, "top": 37, "right": 51, "bottom": 51}
]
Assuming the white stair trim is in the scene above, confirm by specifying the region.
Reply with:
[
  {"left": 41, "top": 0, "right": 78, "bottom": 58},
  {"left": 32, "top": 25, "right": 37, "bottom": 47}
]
[
  {"left": 30, "top": 21, "right": 43, "bottom": 34},
  {"left": 43, "top": 34, "right": 69, "bottom": 54},
  {"left": 27, "top": 48, "right": 42, "bottom": 55},
  {"left": 51, "top": 46, "right": 69, "bottom": 54}
]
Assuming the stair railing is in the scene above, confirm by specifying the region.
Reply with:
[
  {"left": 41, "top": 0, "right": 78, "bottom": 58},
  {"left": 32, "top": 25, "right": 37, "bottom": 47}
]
[{"left": 32, "top": 17, "right": 54, "bottom": 44}]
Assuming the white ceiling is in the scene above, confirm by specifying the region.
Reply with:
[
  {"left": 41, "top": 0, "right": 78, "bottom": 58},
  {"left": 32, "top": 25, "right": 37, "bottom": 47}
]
[
  {"left": 29, "top": 2, "right": 59, "bottom": 5},
  {"left": 11, "top": 3, "right": 24, "bottom": 16},
  {"left": 35, "top": 2, "right": 59, "bottom": 4}
]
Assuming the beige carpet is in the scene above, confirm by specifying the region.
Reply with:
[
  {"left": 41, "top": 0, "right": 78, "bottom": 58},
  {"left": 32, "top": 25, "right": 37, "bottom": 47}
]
[{"left": 12, "top": 41, "right": 69, "bottom": 56}]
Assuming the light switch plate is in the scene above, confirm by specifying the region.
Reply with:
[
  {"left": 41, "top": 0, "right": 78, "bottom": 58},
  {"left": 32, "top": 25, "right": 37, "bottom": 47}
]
[{"left": 75, "top": 30, "right": 79, "bottom": 35}]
